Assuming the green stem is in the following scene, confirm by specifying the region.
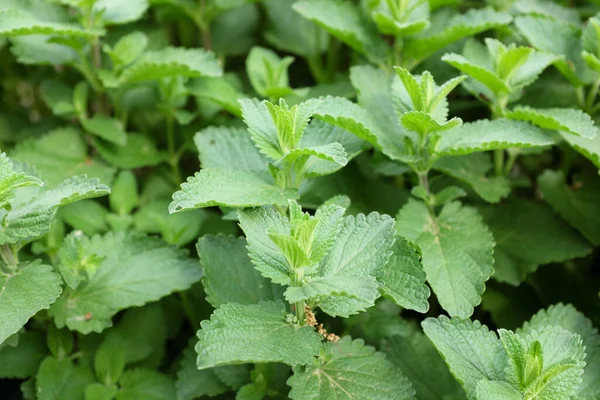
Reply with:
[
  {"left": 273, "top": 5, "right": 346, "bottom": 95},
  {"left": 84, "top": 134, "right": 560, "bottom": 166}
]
[
  {"left": 585, "top": 78, "right": 600, "bottom": 113},
  {"left": 165, "top": 110, "right": 182, "bottom": 184},
  {"left": 0, "top": 244, "right": 18, "bottom": 270},
  {"left": 292, "top": 272, "right": 305, "bottom": 325},
  {"left": 576, "top": 86, "right": 586, "bottom": 110},
  {"left": 178, "top": 291, "right": 199, "bottom": 330},
  {"left": 491, "top": 95, "right": 508, "bottom": 176},
  {"left": 494, "top": 149, "right": 504, "bottom": 176},
  {"left": 307, "top": 55, "right": 327, "bottom": 84},
  {"left": 504, "top": 150, "right": 518, "bottom": 176}
]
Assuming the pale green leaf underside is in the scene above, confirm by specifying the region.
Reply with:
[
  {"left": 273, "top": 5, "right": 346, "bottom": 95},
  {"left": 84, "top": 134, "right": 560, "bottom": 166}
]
[
  {"left": 560, "top": 130, "right": 600, "bottom": 168},
  {"left": 93, "top": 0, "right": 149, "bottom": 25},
  {"left": 507, "top": 106, "right": 597, "bottom": 139},
  {"left": 476, "top": 380, "right": 521, "bottom": 399},
  {"left": 0, "top": 262, "right": 62, "bottom": 344},
  {"left": 435, "top": 118, "right": 553, "bottom": 156},
  {"left": 288, "top": 337, "right": 415, "bottom": 400},
  {"left": 379, "top": 240, "right": 430, "bottom": 313},
  {"left": 196, "top": 301, "right": 322, "bottom": 369},
  {"left": 49, "top": 232, "right": 201, "bottom": 333},
  {"left": 422, "top": 316, "right": 507, "bottom": 399},
  {"left": 198, "top": 235, "right": 284, "bottom": 308},
  {"left": 0, "top": 8, "right": 101, "bottom": 37},
  {"left": 397, "top": 200, "right": 494, "bottom": 318},
  {"left": 169, "top": 169, "right": 297, "bottom": 213}
]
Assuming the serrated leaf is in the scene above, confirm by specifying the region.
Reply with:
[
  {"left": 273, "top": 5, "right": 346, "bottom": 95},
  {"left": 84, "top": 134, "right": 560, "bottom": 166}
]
[
  {"left": 434, "top": 154, "right": 511, "bottom": 203},
  {"left": 95, "top": 133, "right": 166, "bottom": 169},
  {"left": 435, "top": 119, "right": 553, "bottom": 156},
  {"left": 397, "top": 200, "right": 494, "bottom": 318},
  {"left": 507, "top": 106, "right": 597, "bottom": 139},
  {"left": 442, "top": 53, "right": 509, "bottom": 95},
  {"left": 560, "top": 130, "right": 600, "bottom": 168},
  {"left": 93, "top": 0, "right": 149, "bottom": 25},
  {"left": 196, "top": 301, "right": 322, "bottom": 369},
  {"left": 36, "top": 356, "right": 95, "bottom": 400},
  {"left": 198, "top": 235, "right": 284, "bottom": 308},
  {"left": 106, "top": 30, "right": 147, "bottom": 66},
  {"left": 480, "top": 200, "right": 591, "bottom": 285},
  {"left": 292, "top": 0, "right": 388, "bottom": 63},
  {"left": 401, "top": 111, "right": 462, "bottom": 136},
  {"left": 194, "top": 126, "right": 267, "bottom": 172},
  {"left": 422, "top": 316, "right": 507, "bottom": 399},
  {"left": 378, "top": 240, "right": 430, "bottom": 313},
  {"left": 240, "top": 98, "right": 284, "bottom": 160},
  {"left": 288, "top": 336, "right": 415, "bottom": 400},
  {"left": 116, "top": 369, "right": 176, "bottom": 400},
  {"left": 0, "top": 8, "right": 100, "bottom": 37},
  {"left": 516, "top": 15, "right": 592, "bottom": 85},
  {"left": 519, "top": 303, "right": 600, "bottom": 398},
  {"left": 118, "top": 47, "right": 222, "bottom": 84},
  {"left": 49, "top": 232, "right": 201, "bottom": 333},
  {"left": 404, "top": 8, "right": 512, "bottom": 67},
  {"left": 381, "top": 333, "right": 465, "bottom": 400},
  {"left": 169, "top": 169, "right": 296, "bottom": 212},
  {"left": 538, "top": 170, "right": 600, "bottom": 245},
  {"left": 476, "top": 380, "right": 521, "bottom": 399},
  {"left": 188, "top": 76, "right": 243, "bottom": 116},
  {"left": 10, "top": 127, "right": 115, "bottom": 186},
  {"left": 81, "top": 115, "right": 127, "bottom": 145},
  {"left": 304, "top": 212, "right": 395, "bottom": 317},
  {"left": 246, "top": 46, "right": 294, "bottom": 98},
  {"left": 0, "top": 153, "right": 42, "bottom": 208},
  {"left": 0, "top": 262, "right": 62, "bottom": 344}
]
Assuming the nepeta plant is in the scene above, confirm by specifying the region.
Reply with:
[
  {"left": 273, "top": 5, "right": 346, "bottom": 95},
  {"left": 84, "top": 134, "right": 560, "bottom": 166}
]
[{"left": 1, "top": 0, "right": 600, "bottom": 399}]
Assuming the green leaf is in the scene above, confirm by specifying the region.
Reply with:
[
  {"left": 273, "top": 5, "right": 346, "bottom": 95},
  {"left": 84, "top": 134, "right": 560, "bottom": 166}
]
[
  {"left": 49, "top": 232, "right": 201, "bottom": 333},
  {"left": 0, "top": 331, "right": 46, "bottom": 378},
  {"left": 194, "top": 126, "right": 268, "bottom": 172},
  {"left": 198, "top": 235, "right": 284, "bottom": 308},
  {"left": 515, "top": 15, "right": 592, "bottom": 85},
  {"left": 81, "top": 115, "right": 127, "bottom": 146},
  {"left": 95, "top": 133, "right": 166, "bottom": 169},
  {"left": 433, "top": 154, "right": 510, "bottom": 203},
  {"left": 288, "top": 336, "right": 415, "bottom": 400},
  {"left": 507, "top": 106, "right": 597, "bottom": 139},
  {"left": 109, "top": 171, "right": 138, "bottom": 216},
  {"left": 263, "top": 0, "right": 327, "bottom": 57},
  {"left": 381, "top": 333, "right": 465, "bottom": 400},
  {"left": 240, "top": 98, "right": 284, "bottom": 160},
  {"left": 435, "top": 119, "right": 553, "bottom": 156},
  {"left": 421, "top": 316, "right": 507, "bottom": 399},
  {"left": 519, "top": 303, "right": 600, "bottom": 398},
  {"left": 36, "top": 356, "right": 95, "bottom": 400},
  {"left": 169, "top": 169, "right": 296, "bottom": 212},
  {"left": 476, "top": 380, "right": 522, "bottom": 399},
  {"left": 442, "top": 53, "right": 510, "bottom": 95},
  {"left": 404, "top": 8, "right": 512, "bottom": 67},
  {"left": 39, "top": 80, "right": 75, "bottom": 117},
  {"left": 480, "top": 200, "right": 592, "bottom": 285},
  {"left": 188, "top": 76, "right": 243, "bottom": 116},
  {"left": 397, "top": 200, "right": 494, "bottom": 318},
  {"left": 300, "top": 212, "right": 396, "bottom": 317},
  {"left": 11, "top": 127, "right": 115, "bottom": 186},
  {"left": 105, "top": 31, "right": 147, "bottom": 66},
  {"left": 538, "top": 170, "right": 600, "bottom": 245},
  {"left": 116, "top": 369, "right": 176, "bottom": 400},
  {"left": 292, "top": 0, "right": 388, "bottom": 63},
  {"left": 0, "top": 153, "right": 42, "bottom": 208},
  {"left": 560, "top": 130, "right": 600, "bottom": 168},
  {"left": 59, "top": 200, "right": 109, "bottom": 236},
  {"left": 238, "top": 207, "right": 292, "bottom": 286},
  {"left": 195, "top": 301, "right": 322, "bottom": 369},
  {"left": 118, "top": 47, "right": 222, "bottom": 84},
  {"left": 93, "top": 0, "right": 149, "bottom": 25},
  {"left": 94, "top": 336, "right": 125, "bottom": 385},
  {"left": 401, "top": 111, "right": 462, "bottom": 136},
  {"left": 378, "top": 240, "right": 430, "bottom": 313},
  {"left": 371, "top": 0, "right": 429, "bottom": 36},
  {"left": 246, "top": 46, "right": 295, "bottom": 98},
  {"left": 0, "top": 8, "right": 100, "bottom": 37}
]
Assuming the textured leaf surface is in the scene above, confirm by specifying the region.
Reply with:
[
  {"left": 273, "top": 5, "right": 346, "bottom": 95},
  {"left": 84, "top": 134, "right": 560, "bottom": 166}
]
[
  {"left": 382, "top": 333, "right": 464, "bottom": 400},
  {"left": 378, "top": 240, "right": 430, "bottom": 313},
  {"left": 36, "top": 356, "right": 95, "bottom": 400},
  {"left": 169, "top": 169, "right": 296, "bottom": 212},
  {"left": 476, "top": 380, "right": 521, "bottom": 399},
  {"left": 198, "top": 235, "right": 284, "bottom": 308},
  {"left": 307, "top": 212, "right": 396, "bottom": 317},
  {"left": 519, "top": 303, "right": 600, "bottom": 398},
  {"left": 93, "top": 0, "right": 149, "bottom": 25},
  {"left": 434, "top": 154, "right": 510, "bottom": 203},
  {"left": 288, "top": 337, "right": 415, "bottom": 400},
  {"left": 292, "top": 0, "right": 387, "bottom": 62},
  {"left": 538, "top": 170, "right": 600, "bottom": 245},
  {"left": 49, "top": 232, "right": 201, "bottom": 333},
  {"left": 119, "top": 47, "right": 222, "bottom": 84},
  {"left": 397, "top": 200, "right": 494, "bottom": 318},
  {"left": 0, "top": 331, "right": 46, "bottom": 378},
  {"left": 435, "top": 119, "right": 553, "bottom": 156},
  {"left": 560, "top": 131, "right": 600, "bottom": 168},
  {"left": 116, "top": 369, "right": 176, "bottom": 400},
  {"left": 81, "top": 115, "right": 127, "bottom": 146},
  {"left": 95, "top": 133, "right": 166, "bottom": 169},
  {"left": 188, "top": 76, "right": 243, "bottom": 116},
  {"left": 0, "top": 8, "right": 100, "bottom": 37},
  {"left": 422, "top": 316, "right": 507, "bottom": 399},
  {"left": 196, "top": 301, "right": 322, "bottom": 369},
  {"left": 507, "top": 106, "right": 597, "bottom": 139},
  {"left": 0, "top": 262, "right": 62, "bottom": 344},
  {"left": 480, "top": 200, "right": 592, "bottom": 285}
]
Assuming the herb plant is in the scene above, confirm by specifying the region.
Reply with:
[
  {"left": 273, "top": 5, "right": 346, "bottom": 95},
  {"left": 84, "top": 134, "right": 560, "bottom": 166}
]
[{"left": 1, "top": 0, "right": 600, "bottom": 399}]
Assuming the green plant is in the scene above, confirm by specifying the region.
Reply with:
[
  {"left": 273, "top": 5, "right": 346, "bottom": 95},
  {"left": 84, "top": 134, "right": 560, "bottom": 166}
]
[{"left": 1, "top": 0, "right": 600, "bottom": 399}]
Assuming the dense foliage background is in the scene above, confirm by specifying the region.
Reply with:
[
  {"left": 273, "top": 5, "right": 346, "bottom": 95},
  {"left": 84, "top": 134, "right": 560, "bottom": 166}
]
[{"left": 1, "top": 0, "right": 600, "bottom": 399}]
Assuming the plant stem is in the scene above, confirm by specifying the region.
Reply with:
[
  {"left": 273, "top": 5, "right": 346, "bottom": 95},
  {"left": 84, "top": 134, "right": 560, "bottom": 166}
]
[
  {"left": 199, "top": 0, "right": 212, "bottom": 50},
  {"left": 179, "top": 291, "right": 199, "bottom": 330},
  {"left": 291, "top": 272, "right": 305, "bottom": 325},
  {"left": 0, "top": 244, "right": 18, "bottom": 270},
  {"left": 491, "top": 95, "right": 508, "bottom": 176},
  {"left": 585, "top": 78, "right": 600, "bottom": 113},
  {"left": 504, "top": 150, "right": 518, "bottom": 176},
  {"left": 165, "top": 110, "right": 182, "bottom": 184}
]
